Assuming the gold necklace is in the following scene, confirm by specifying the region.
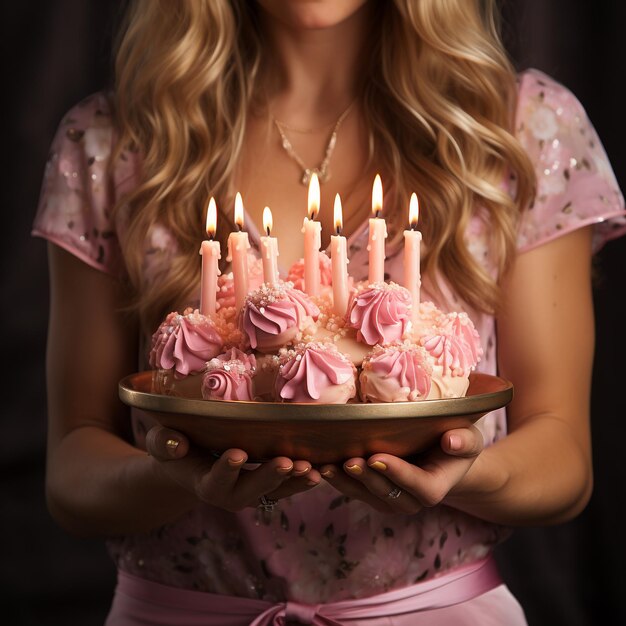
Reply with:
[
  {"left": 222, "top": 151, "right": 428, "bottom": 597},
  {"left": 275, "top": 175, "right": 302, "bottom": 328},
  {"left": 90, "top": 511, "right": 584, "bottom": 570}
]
[{"left": 273, "top": 101, "right": 355, "bottom": 185}]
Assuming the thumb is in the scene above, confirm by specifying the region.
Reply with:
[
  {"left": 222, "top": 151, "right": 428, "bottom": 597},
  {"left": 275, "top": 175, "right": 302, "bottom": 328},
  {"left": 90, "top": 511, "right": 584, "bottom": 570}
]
[{"left": 145, "top": 425, "right": 190, "bottom": 461}]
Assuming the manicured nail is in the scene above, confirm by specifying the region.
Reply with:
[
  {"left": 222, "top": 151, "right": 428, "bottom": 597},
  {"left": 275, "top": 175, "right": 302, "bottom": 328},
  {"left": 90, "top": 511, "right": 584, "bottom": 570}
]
[
  {"left": 345, "top": 464, "right": 363, "bottom": 475},
  {"left": 227, "top": 456, "right": 246, "bottom": 467},
  {"left": 321, "top": 469, "right": 335, "bottom": 479},
  {"left": 449, "top": 434, "right": 462, "bottom": 451},
  {"left": 165, "top": 439, "right": 180, "bottom": 457},
  {"left": 306, "top": 479, "right": 319, "bottom": 487},
  {"left": 369, "top": 460, "right": 387, "bottom": 471},
  {"left": 293, "top": 466, "right": 311, "bottom": 476},
  {"left": 276, "top": 464, "right": 294, "bottom": 475}
]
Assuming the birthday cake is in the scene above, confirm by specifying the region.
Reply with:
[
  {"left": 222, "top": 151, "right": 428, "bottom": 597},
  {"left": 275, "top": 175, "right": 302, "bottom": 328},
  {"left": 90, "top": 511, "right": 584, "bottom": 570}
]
[
  {"left": 149, "top": 177, "right": 483, "bottom": 404},
  {"left": 149, "top": 255, "right": 482, "bottom": 404}
]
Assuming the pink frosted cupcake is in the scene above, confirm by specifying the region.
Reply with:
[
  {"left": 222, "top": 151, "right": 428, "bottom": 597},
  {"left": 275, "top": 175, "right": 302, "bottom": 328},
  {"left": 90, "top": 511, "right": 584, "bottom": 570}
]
[
  {"left": 240, "top": 282, "right": 320, "bottom": 353},
  {"left": 149, "top": 307, "right": 224, "bottom": 377},
  {"left": 420, "top": 311, "right": 483, "bottom": 399},
  {"left": 360, "top": 342, "right": 433, "bottom": 403},
  {"left": 347, "top": 282, "right": 412, "bottom": 347},
  {"left": 275, "top": 342, "right": 357, "bottom": 404},
  {"left": 201, "top": 348, "right": 256, "bottom": 401}
]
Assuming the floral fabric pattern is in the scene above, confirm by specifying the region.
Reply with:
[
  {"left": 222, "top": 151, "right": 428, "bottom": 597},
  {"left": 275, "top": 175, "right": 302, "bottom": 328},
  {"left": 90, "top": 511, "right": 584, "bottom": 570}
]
[{"left": 33, "top": 70, "right": 626, "bottom": 601}]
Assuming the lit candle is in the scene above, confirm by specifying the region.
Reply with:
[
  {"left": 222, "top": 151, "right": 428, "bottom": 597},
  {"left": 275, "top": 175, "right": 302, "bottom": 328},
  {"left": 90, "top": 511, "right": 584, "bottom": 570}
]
[
  {"left": 330, "top": 194, "right": 350, "bottom": 317},
  {"left": 302, "top": 172, "right": 322, "bottom": 297},
  {"left": 199, "top": 197, "right": 221, "bottom": 316},
  {"left": 261, "top": 206, "right": 280, "bottom": 286},
  {"left": 368, "top": 174, "right": 387, "bottom": 284},
  {"left": 404, "top": 193, "right": 422, "bottom": 324},
  {"left": 227, "top": 192, "right": 250, "bottom": 312}
]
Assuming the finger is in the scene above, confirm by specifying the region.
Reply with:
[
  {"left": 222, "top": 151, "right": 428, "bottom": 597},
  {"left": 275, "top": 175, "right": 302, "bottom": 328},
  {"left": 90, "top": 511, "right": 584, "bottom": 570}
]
[
  {"left": 268, "top": 468, "right": 322, "bottom": 500},
  {"left": 343, "top": 459, "right": 422, "bottom": 515},
  {"left": 233, "top": 456, "right": 296, "bottom": 508},
  {"left": 440, "top": 426, "right": 484, "bottom": 458},
  {"left": 145, "top": 425, "right": 190, "bottom": 461},
  {"left": 319, "top": 463, "right": 391, "bottom": 513},
  {"left": 195, "top": 448, "right": 249, "bottom": 505},
  {"left": 367, "top": 452, "right": 476, "bottom": 508}
]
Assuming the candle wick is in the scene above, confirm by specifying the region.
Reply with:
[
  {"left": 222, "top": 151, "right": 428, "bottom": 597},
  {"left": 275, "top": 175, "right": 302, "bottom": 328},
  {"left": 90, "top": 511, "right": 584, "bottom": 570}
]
[
  {"left": 208, "top": 232, "right": 215, "bottom": 241},
  {"left": 375, "top": 209, "right": 381, "bottom": 219},
  {"left": 336, "top": 226, "right": 342, "bottom": 236},
  {"left": 266, "top": 226, "right": 271, "bottom": 237},
  {"left": 236, "top": 223, "right": 242, "bottom": 232},
  {"left": 411, "top": 223, "right": 418, "bottom": 231}
]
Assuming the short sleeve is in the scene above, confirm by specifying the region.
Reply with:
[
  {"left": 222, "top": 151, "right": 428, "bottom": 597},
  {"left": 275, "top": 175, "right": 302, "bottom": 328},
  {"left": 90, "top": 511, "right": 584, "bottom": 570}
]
[
  {"left": 515, "top": 69, "right": 626, "bottom": 253},
  {"left": 32, "top": 92, "right": 131, "bottom": 274}
]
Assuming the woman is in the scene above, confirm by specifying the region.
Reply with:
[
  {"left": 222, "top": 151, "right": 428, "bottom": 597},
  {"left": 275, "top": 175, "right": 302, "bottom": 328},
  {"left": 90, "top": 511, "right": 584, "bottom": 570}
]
[{"left": 33, "top": 0, "right": 625, "bottom": 623}]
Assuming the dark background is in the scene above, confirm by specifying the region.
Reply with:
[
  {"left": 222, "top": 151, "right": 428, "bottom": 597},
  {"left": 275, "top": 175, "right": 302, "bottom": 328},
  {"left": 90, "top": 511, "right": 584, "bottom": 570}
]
[{"left": 3, "top": 1, "right": 625, "bottom": 624}]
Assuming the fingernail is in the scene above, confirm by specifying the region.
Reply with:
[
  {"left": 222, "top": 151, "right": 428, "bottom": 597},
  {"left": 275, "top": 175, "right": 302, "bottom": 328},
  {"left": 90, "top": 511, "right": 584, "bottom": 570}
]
[
  {"left": 293, "top": 466, "right": 311, "bottom": 476},
  {"left": 276, "top": 464, "right": 293, "bottom": 475},
  {"left": 227, "top": 456, "right": 246, "bottom": 467},
  {"left": 368, "top": 461, "right": 387, "bottom": 471},
  {"left": 449, "top": 434, "right": 462, "bottom": 451},
  {"left": 345, "top": 464, "right": 363, "bottom": 475},
  {"left": 321, "top": 469, "right": 335, "bottom": 479},
  {"left": 165, "top": 439, "right": 180, "bottom": 457},
  {"left": 306, "top": 479, "right": 319, "bottom": 487}
]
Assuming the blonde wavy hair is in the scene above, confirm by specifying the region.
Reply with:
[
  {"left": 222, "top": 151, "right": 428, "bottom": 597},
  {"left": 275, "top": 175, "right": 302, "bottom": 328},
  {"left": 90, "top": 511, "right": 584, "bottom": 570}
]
[{"left": 112, "top": 0, "right": 535, "bottom": 332}]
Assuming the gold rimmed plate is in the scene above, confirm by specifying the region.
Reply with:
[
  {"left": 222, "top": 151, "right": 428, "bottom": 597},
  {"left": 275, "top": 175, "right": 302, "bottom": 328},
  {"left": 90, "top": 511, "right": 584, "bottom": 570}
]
[{"left": 119, "top": 371, "right": 513, "bottom": 464}]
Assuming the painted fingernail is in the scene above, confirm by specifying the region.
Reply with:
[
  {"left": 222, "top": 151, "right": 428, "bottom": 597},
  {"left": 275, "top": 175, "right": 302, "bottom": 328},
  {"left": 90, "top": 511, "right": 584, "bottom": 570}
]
[
  {"left": 276, "top": 464, "right": 294, "bottom": 474},
  {"left": 449, "top": 434, "right": 462, "bottom": 451},
  {"left": 293, "top": 466, "right": 311, "bottom": 476},
  {"left": 369, "top": 460, "right": 387, "bottom": 471},
  {"left": 321, "top": 469, "right": 335, "bottom": 479},
  {"left": 165, "top": 439, "right": 180, "bottom": 457},
  {"left": 227, "top": 456, "right": 246, "bottom": 467},
  {"left": 345, "top": 464, "right": 363, "bottom": 475}
]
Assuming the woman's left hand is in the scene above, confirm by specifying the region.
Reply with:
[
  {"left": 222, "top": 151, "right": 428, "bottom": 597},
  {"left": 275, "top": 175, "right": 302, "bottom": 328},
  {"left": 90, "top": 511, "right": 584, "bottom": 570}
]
[{"left": 319, "top": 426, "right": 484, "bottom": 514}]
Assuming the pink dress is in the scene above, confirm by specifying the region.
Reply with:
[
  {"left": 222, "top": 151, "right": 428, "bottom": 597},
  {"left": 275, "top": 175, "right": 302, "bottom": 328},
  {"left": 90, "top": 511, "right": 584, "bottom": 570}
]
[{"left": 32, "top": 70, "right": 626, "bottom": 624}]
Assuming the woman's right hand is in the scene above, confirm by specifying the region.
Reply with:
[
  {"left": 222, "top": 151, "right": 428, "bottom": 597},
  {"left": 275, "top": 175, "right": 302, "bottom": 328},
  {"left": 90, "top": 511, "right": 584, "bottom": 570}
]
[{"left": 145, "top": 425, "right": 321, "bottom": 512}]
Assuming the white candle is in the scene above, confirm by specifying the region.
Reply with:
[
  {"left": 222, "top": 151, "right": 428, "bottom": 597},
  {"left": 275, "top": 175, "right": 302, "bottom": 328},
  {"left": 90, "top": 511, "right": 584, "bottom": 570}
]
[
  {"left": 404, "top": 193, "right": 422, "bottom": 324},
  {"left": 226, "top": 192, "right": 250, "bottom": 312},
  {"left": 302, "top": 172, "right": 321, "bottom": 297},
  {"left": 368, "top": 174, "right": 387, "bottom": 284},
  {"left": 260, "top": 206, "right": 279, "bottom": 286},
  {"left": 199, "top": 197, "right": 221, "bottom": 316},
  {"left": 330, "top": 193, "right": 350, "bottom": 317}
]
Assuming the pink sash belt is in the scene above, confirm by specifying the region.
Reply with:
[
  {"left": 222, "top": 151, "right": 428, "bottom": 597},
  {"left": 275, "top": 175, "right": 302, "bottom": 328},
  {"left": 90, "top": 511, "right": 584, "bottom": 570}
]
[{"left": 110, "top": 556, "right": 501, "bottom": 625}]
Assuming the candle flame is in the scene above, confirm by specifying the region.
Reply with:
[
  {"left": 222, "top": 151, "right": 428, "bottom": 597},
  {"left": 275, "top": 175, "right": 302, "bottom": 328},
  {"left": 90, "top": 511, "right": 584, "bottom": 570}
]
[
  {"left": 372, "top": 174, "right": 383, "bottom": 217},
  {"left": 307, "top": 172, "right": 320, "bottom": 220},
  {"left": 206, "top": 197, "right": 217, "bottom": 239},
  {"left": 409, "top": 193, "right": 419, "bottom": 229},
  {"left": 234, "top": 192, "right": 245, "bottom": 231},
  {"left": 263, "top": 206, "right": 273, "bottom": 236},
  {"left": 334, "top": 194, "right": 343, "bottom": 234}
]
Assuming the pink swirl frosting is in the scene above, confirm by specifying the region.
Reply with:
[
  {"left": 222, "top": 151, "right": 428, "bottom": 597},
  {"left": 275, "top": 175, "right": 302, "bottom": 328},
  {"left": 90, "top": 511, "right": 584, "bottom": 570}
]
[
  {"left": 348, "top": 283, "right": 411, "bottom": 346},
  {"left": 286, "top": 252, "right": 333, "bottom": 292},
  {"left": 360, "top": 343, "right": 433, "bottom": 402},
  {"left": 201, "top": 360, "right": 254, "bottom": 401},
  {"left": 149, "top": 308, "right": 223, "bottom": 377},
  {"left": 241, "top": 283, "right": 320, "bottom": 352},
  {"left": 210, "top": 347, "right": 257, "bottom": 372},
  {"left": 420, "top": 312, "right": 482, "bottom": 377},
  {"left": 276, "top": 342, "right": 357, "bottom": 403}
]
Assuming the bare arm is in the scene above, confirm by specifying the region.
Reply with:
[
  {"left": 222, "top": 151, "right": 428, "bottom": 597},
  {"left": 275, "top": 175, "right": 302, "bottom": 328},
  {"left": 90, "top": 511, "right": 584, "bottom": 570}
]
[{"left": 45, "top": 245, "right": 320, "bottom": 537}]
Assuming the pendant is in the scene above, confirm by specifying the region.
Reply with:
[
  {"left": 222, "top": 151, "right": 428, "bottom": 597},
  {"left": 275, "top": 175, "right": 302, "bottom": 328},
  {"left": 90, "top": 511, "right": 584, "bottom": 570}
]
[{"left": 301, "top": 168, "right": 330, "bottom": 185}]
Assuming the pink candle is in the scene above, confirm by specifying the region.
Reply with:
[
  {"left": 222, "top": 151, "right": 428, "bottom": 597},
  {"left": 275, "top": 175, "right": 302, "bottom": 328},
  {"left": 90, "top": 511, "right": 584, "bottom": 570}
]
[
  {"left": 368, "top": 174, "right": 387, "bottom": 284},
  {"left": 404, "top": 193, "right": 422, "bottom": 324},
  {"left": 330, "top": 194, "right": 350, "bottom": 316},
  {"left": 302, "top": 173, "right": 321, "bottom": 297},
  {"left": 260, "top": 206, "right": 279, "bottom": 286},
  {"left": 199, "top": 197, "right": 221, "bottom": 316},
  {"left": 227, "top": 192, "right": 250, "bottom": 312}
]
